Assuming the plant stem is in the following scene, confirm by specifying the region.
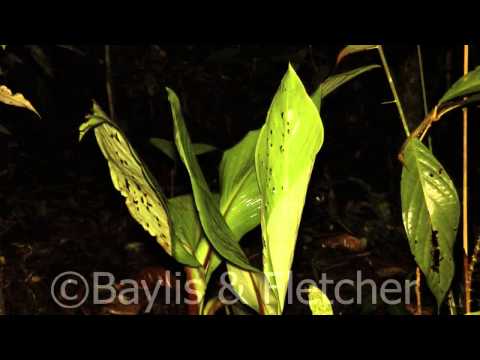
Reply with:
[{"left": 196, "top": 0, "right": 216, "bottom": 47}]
[
  {"left": 415, "top": 267, "right": 422, "bottom": 315},
  {"left": 413, "top": 45, "right": 429, "bottom": 315},
  {"left": 105, "top": 45, "right": 116, "bottom": 122},
  {"left": 377, "top": 45, "right": 410, "bottom": 137},
  {"left": 462, "top": 44, "right": 470, "bottom": 314},
  {"left": 417, "top": 45, "right": 429, "bottom": 116}
]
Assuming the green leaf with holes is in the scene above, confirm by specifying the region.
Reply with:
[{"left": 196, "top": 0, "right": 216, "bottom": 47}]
[
  {"left": 308, "top": 285, "right": 333, "bottom": 315},
  {"left": 1, "top": 45, "right": 6, "bottom": 51},
  {"left": 255, "top": 64, "right": 324, "bottom": 313},
  {"left": 168, "top": 194, "right": 202, "bottom": 267},
  {"left": 311, "top": 64, "right": 381, "bottom": 111},
  {"left": 79, "top": 101, "right": 174, "bottom": 257},
  {"left": 439, "top": 66, "right": 480, "bottom": 105},
  {"left": 401, "top": 139, "right": 460, "bottom": 306},
  {"left": 166, "top": 87, "right": 258, "bottom": 272},
  {"left": 150, "top": 137, "right": 217, "bottom": 161}
]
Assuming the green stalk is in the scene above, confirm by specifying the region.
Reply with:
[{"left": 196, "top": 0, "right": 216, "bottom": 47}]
[{"left": 377, "top": 45, "right": 410, "bottom": 137}]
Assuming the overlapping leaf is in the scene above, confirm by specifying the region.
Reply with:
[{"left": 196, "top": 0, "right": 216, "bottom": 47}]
[
  {"left": 166, "top": 87, "right": 257, "bottom": 272},
  {"left": 168, "top": 195, "right": 202, "bottom": 267},
  {"left": 401, "top": 139, "right": 460, "bottom": 306}
]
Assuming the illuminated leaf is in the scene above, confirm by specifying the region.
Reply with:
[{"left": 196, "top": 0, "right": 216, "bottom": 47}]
[
  {"left": 166, "top": 87, "right": 257, "bottom": 272},
  {"left": 439, "top": 66, "right": 480, "bottom": 105},
  {"left": 401, "top": 139, "right": 460, "bottom": 306},
  {"left": 255, "top": 64, "right": 324, "bottom": 313},
  {"left": 79, "top": 101, "right": 173, "bottom": 256},
  {"left": 0, "top": 85, "right": 40, "bottom": 117},
  {"left": 308, "top": 285, "right": 333, "bottom": 315}
]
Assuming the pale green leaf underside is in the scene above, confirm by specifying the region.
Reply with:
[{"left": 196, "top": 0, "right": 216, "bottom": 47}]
[
  {"left": 79, "top": 101, "right": 173, "bottom": 256},
  {"left": 311, "top": 64, "right": 381, "bottom": 111},
  {"left": 1, "top": 45, "right": 5, "bottom": 51},
  {"left": 255, "top": 64, "right": 324, "bottom": 313},
  {"left": 166, "top": 87, "right": 257, "bottom": 272},
  {"left": 439, "top": 66, "right": 480, "bottom": 105},
  {"left": 308, "top": 285, "right": 334, "bottom": 315},
  {"left": 401, "top": 139, "right": 460, "bottom": 306}
]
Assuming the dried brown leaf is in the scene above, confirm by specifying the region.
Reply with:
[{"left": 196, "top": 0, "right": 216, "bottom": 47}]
[{"left": 0, "top": 85, "right": 40, "bottom": 117}]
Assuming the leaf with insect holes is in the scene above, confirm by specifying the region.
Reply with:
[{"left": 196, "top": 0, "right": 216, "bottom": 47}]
[
  {"left": 150, "top": 137, "right": 217, "bottom": 161},
  {"left": 256, "top": 64, "right": 324, "bottom": 313},
  {"left": 311, "top": 64, "right": 381, "bottom": 111},
  {"left": 336, "top": 45, "right": 379, "bottom": 65},
  {"left": 308, "top": 285, "right": 333, "bottom": 315},
  {"left": 401, "top": 139, "right": 460, "bottom": 306},
  {"left": 79, "top": 101, "right": 173, "bottom": 257},
  {"left": 0, "top": 85, "right": 40, "bottom": 117},
  {"left": 166, "top": 87, "right": 258, "bottom": 272},
  {"left": 438, "top": 66, "right": 480, "bottom": 105}
]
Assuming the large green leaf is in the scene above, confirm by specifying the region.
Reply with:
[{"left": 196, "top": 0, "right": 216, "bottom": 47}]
[
  {"left": 166, "top": 87, "right": 257, "bottom": 272},
  {"left": 308, "top": 285, "right": 333, "bottom": 315},
  {"left": 310, "top": 64, "right": 381, "bottom": 111},
  {"left": 336, "top": 45, "right": 379, "bottom": 64},
  {"left": 439, "top": 66, "right": 480, "bottom": 105},
  {"left": 401, "top": 139, "right": 460, "bottom": 306},
  {"left": 168, "top": 195, "right": 202, "bottom": 267},
  {"left": 255, "top": 64, "right": 324, "bottom": 313},
  {"left": 219, "top": 130, "right": 262, "bottom": 239},
  {"left": 79, "top": 101, "right": 173, "bottom": 256},
  {"left": 1, "top": 45, "right": 5, "bottom": 51},
  {"left": 150, "top": 137, "right": 217, "bottom": 161}
]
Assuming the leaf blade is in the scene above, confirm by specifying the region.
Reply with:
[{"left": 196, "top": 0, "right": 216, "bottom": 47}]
[
  {"left": 0, "top": 85, "right": 40, "bottom": 117},
  {"left": 308, "top": 285, "right": 334, "bottom": 315},
  {"left": 439, "top": 66, "right": 480, "bottom": 105},
  {"left": 166, "top": 87, "right": 257, "bottom": 272},
  {"left": 310, "top": 64, "right": 381, "bottom": 111},
  {"left": 401, "top": 139, "right": 460, "bottom": 306},
  {"left": 255, "top": 64, "right": 324, "bottom": 312}
]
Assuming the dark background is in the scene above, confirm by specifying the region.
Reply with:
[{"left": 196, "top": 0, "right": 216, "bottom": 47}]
[{"left": 0, "top": 44, "right": 479, "bottom": 315}]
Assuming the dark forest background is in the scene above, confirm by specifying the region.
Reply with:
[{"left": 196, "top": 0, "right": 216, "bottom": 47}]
[{"left": 1, "top": 44, "right": 479, "bottom": 315}]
